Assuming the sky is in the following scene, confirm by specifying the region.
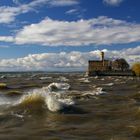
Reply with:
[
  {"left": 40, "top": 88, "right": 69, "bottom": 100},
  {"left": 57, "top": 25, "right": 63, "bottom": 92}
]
[{"left": 0, "top": 0, "right": 140, "bottom": 71}]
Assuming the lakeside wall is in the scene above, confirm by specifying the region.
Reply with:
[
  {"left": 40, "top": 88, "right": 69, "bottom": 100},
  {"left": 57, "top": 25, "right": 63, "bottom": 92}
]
[{"left": 88, "top": 70, "right": 135, "bottom": 76}]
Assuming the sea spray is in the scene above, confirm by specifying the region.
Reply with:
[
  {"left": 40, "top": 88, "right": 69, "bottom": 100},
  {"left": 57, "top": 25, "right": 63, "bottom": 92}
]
[
  {"left": 45, "top": 94, "right": 65, "bottom": 112},
  {"left": 47, "top": 82, "right": 70, "bottom": 92},
  {"left": 0, "top": 97, "right": 14, "bottom": 106},
  {"left": 46, "top": 82, "right": 74, "bottom": 112},
  {"left": 1, "top": 82, "right": 104, "bottom": 113},
  {"left": 16, "top": 82, "right": 74, "bottom": 112}
]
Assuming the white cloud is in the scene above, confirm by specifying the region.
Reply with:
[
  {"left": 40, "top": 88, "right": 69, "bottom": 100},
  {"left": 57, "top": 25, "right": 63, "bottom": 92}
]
[
  {"left": 0, "top": 6, "right": 20, "bottom": 23},
  {"left": 49, "top": 0, "right": 79, "bottom": 7},
  {"left": 0, "top": 36, "right": 14, "bottom": 42},
  {"left": 0, "top": 0, "right": 48, "bottom": 24},
  {"left": 13, "top": 16, "right": 140, "bottom": 46},
  {"left": 0, "top": 46, "right": 139, "bottom": 71},
  {"left": 1, "top": 16, "right": 140, "bottom": 46},
  {"left": 65, "top": 8, "right": 86, "bottom": 18},
  {"left": 0, "top": 0, "right": 79, "bottom": 24},
  {"left": 66, "top": 9, "right": 78, "bottom": 14},
  {"left": 103, "top": 0, "right": 124, "bottom": 6},
  {"left": 12, "top": 0, "right": 21, "bottom": 5}
]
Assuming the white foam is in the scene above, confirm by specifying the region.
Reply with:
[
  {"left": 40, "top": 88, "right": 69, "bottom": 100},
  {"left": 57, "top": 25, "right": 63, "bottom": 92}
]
[
  {"left": 58, "top": 76, "right": 69, "bottom": 82},
  {"left": 103, "top": 83, "right": 114, "bottom": 86},
  {"left": 11, "top": 111, "right": 24, "bottom": 119},
  {"left": 58, "top": 98, "right": 75, "bottom": 106},
  {"left": 94, "top": 76, "right": 98, "bottom": 79},
  {"left": 101, "top": 78, "right": 105, "bottom": 81},
  {"left": 16, "top": 83, "right": 73, "bottom": 112},
  {"left": 0, "top": 96, "right": 17, "bottom": 106},
  {"left": 0, "top": 75, "right": 6, "bottom": 79},
  {"left": 79, "top": 78, "right": 90, "bottom": 83},
  {"left": 82, "top": 87, "right": 106, "bottom": 96},
  {"left": 39, "top": 76, "right": 52, "bottom": 80},
  {"left": 47, "top": 82, "right": 70, "bottom": 92},
  {"left": 45, "top": 94, "right": 74, "bottom": 112},
  {"left": 114, "top": 79, "right": 120, "bottom": 82},
  {"left": 84, "top": 72, "right": 89, "bottom": 77}
]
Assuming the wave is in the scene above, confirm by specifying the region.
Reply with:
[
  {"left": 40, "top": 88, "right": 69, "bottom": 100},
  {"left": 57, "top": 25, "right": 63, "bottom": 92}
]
[
  {"left": 78, "top": 78, "right": 90, "bottom": 83},
  {"left": 47, "top": 82, "right": 70, "bottom": 92},
  {"left": 0, "top": 82, "right": 73, "bottom": 113},
  {"left": 103, "top": 83, "right": 114, "bottom": 86},
  {"left": 39, "top": 76, "right": 52, "bottom": 80},
  {"left": 0, "top": 82, "right": 105, "bottom": 113},
  {"left": 0, "top": 96, "right": 17, "bottom": 106},
  {"left": 57, "top": 76, "right": 69, "bottom": 82},
  {"left": 82, "top": 87, "right": 106, "bottom": 96},
  {"left": 18, "top": 92, "right": 45, "bottom": 108},
  {"left": 46, "top": 94, "right": 74, "bottom": 112},
  {"left": 15, "top": 82, "right": 73, "bottom": 112},
  {"left": 0, "top": 75, "right": 6, "bottom": 79}
]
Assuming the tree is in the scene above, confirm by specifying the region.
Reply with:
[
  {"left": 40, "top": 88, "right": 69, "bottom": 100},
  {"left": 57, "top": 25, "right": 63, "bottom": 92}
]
[
  {"left": 112, "top": 58, "right": 129, "bottom": 71},
  {"left": 132, "top": 63, "right": 140, "bottom": 77}
]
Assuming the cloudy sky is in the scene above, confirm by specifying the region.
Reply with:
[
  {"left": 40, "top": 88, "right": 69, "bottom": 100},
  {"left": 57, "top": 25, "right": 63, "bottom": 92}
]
[{"left": 0, "top": 0, "right": 140, "bottom": 71}]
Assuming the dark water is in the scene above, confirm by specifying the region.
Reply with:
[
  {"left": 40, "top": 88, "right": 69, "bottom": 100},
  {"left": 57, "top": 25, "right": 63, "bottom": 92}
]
[{"left": 0, "top": 72, "right": 140, "bottom": 140}]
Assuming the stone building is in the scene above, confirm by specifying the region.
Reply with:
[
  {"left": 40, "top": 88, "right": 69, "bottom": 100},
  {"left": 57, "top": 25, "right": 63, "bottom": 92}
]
[
  {"left": 88, "top": 52, "right": 111, "bottom": 75},
  {"left": 88, "top": 52, "right": 130, "bottom": 76}
]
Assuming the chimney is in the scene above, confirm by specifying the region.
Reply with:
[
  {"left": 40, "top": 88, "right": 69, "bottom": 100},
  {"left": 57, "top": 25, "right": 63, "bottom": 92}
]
[{"left": 100, "top": 51, "right": 104, "bottom": 66}]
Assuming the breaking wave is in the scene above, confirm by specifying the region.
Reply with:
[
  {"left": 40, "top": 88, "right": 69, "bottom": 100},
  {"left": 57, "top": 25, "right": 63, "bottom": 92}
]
[
  {"left": 0, "top": 82, "right": 105, "bottom": 113},
  {"left": 47, "top": 82, "right": 70, "bottom": 92},
  {"left": 16, "top": 82, "right": 73, "bottom": 112}
]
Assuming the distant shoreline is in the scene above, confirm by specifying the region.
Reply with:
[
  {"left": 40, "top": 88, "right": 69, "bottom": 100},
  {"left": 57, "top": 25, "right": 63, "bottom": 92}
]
[{"left": 0, "top": 71, "right": 85, "bottom": 74}]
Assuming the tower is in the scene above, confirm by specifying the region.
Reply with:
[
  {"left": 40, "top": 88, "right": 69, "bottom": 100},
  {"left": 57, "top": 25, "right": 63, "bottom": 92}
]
[{"left": 100, "top": 51, "right": 104, "bottom": 66}]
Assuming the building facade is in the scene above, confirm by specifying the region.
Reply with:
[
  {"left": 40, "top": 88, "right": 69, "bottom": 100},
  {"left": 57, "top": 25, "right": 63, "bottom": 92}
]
[{"left": 88, "top": 52, "right": 130, "bottom": 76}]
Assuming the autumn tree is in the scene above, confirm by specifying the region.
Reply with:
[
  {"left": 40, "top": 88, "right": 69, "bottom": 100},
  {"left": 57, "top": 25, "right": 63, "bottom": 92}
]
[{"left": 132, "top": 63, "right": 140, "bottom": 77}]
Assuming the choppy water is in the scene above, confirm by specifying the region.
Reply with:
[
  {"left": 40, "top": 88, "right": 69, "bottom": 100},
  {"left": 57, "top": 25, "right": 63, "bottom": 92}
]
[{"left": 0, "top": 72, "right": 140, "bottom": 140}]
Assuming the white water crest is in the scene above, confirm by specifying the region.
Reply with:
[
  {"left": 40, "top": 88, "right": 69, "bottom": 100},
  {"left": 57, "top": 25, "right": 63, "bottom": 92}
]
[
  {"left": 45, "top": 94, "right": 74, "bottom": 112},
  {"left": 58, "top": 76, "right": 69, "bottom": 82},
  {"left": 103, "top": 83, "right": 114, "bottom": 86},
  {"left": 47, "top": 82, "right": 70, "bottom": 92},
  {"left": 0, "top": 95, "right": 17, "bottom": 106},
  {"left": 39, "top": 76, "right": 52, "bottom": 80},
  {"left": 82, "top": 87, "right": 106, "bottom": 96},
  {"left": 0, "top": 82, "right": 105, "bottom": 112},
  {"left": 0, "top": 82, "right": 73, "bottom": 112},
  {"left": 78, "top": 78, "right": 90, "bottom": 83},
  {"left": 16, "top": 82, "right": 73, "bottom": 112},
  {"left": 0, "top": 75, "right": 6, "bottom": 79}
]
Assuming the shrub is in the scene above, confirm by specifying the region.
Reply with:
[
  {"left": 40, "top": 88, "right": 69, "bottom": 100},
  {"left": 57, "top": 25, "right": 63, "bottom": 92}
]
[{"left": 132, "top": 63, "right": 140, "bottom": 77}]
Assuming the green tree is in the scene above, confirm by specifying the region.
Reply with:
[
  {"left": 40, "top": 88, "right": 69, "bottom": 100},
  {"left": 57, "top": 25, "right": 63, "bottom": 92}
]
[{"left": 113, "top": 58, "right": 129, "bottom": 71}]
